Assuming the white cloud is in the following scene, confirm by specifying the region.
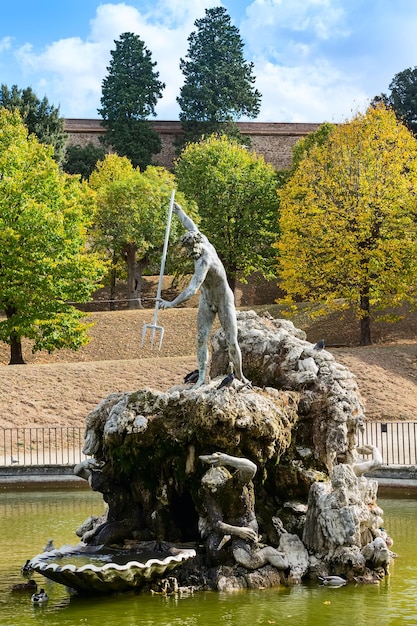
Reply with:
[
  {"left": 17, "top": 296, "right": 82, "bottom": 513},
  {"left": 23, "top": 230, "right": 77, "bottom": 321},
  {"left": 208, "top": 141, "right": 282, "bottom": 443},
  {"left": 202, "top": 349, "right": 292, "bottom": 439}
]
[
  {"left": 16, "top": 38, "right": 105, "bottom": 116},
  {"left": 255, "top": 57, "right": 370, "bottom": 123},
  {"left": 8, "top": 0, "right": 417, "bottom": 123},
  {"left": 242, "top": 0, "right": 348, "bottom": 60},
  {"left": 238, "top": 0, "right": 417, "bottom": 123},
  {"left": 12, "top": 1, "right": 220, "bottom": 118},
  {"left": 0, "top": 37, "right": 12, "bottom": 53}
]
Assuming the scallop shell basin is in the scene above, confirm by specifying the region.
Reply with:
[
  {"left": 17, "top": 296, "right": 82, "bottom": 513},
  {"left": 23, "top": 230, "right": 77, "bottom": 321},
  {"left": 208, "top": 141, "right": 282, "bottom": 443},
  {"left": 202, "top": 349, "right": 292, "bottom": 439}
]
[{"left": 29, "top": 543, "right": 196, "bottom": 593}]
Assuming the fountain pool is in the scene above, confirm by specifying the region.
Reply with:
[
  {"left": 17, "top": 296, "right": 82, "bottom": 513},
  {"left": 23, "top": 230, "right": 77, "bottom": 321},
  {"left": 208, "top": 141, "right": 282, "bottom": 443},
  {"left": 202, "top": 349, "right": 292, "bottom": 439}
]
[{"left": 0, "top": 488, "right": 416, "bottom": 626}]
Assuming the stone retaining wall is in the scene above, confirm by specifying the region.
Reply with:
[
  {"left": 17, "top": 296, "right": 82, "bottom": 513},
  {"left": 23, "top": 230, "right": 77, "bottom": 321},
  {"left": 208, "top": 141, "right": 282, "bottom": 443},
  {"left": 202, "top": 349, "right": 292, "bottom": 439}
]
[{"left": 64, "top": 119, "right": 321, "bottom": 171}]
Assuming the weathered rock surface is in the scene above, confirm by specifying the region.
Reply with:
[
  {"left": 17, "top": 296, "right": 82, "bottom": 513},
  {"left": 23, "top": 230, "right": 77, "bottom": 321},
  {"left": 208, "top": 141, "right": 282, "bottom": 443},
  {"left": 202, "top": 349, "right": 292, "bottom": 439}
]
[
  {"left": 81, "top": 381, "right": 299, "bottom": 547},
  {"left": 211, "top": 311, "right": 366, "bottom": 472},
  {"left": 75, "top": 310, "right": 389, "bottom": 591},
  {"left": 302, "top": 463, "right": 389, "bottom": 577}
]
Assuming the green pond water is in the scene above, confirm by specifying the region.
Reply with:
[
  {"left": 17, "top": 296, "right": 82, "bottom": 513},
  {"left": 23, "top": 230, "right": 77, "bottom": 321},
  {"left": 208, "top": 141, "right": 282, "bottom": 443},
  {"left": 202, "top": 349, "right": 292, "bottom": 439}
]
[{"left": 0, "top": 487, "right": 416, "bottom": 626}]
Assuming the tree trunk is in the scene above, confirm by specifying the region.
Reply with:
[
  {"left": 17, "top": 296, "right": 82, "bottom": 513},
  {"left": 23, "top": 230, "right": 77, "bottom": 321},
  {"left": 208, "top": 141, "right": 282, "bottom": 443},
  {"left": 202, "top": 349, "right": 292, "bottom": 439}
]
[
  {"left": 135, "top": 258, "right": 148, "bottom": 309},
  {"left": 123, "top": 244, "right": 141, "bottom": 310},
  {"left": 227, "top": 272, "right": 237, "bottom": 293},
  {"left": 9, "top": 335, "right": 25, "bottom": 365},
  {"left": 4, "top": 305, "right": 26, "bottom": 364},
  {"left": 109, "top": 255, "right": 117, "bottom": 311},
  {"left": 360, "top": 293, "right": 372, "bottom": 346}
]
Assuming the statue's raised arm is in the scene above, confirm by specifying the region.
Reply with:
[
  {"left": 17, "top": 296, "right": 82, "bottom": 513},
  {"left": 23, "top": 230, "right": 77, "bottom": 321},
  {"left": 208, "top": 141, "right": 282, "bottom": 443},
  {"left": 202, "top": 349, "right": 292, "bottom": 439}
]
[{"left": 173, "top": 202, "right": 199, "bottom": 233}]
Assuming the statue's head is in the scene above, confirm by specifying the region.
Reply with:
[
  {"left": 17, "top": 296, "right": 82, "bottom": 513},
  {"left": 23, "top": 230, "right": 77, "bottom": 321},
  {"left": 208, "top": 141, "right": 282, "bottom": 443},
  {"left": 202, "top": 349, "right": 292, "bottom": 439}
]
[
  {"left": 180, "top": 230, "right": 203, "bottom": 259},
  {"left": 201, "top": 466, "right": 232, "bottom": 493}
]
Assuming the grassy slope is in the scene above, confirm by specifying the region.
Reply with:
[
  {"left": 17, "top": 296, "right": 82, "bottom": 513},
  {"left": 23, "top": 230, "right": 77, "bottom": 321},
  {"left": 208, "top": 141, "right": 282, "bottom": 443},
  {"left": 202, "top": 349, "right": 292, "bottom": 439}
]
[{"left": 0, "top": 306, "right": 416, "bottom": 428}]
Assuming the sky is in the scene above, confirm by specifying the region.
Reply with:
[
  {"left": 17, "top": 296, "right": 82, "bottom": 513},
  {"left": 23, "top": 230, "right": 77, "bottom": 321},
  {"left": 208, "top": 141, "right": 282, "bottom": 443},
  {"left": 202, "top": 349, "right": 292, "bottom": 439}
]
[{"left": 1, "top": 0, "right": 417, "bottom": 124}]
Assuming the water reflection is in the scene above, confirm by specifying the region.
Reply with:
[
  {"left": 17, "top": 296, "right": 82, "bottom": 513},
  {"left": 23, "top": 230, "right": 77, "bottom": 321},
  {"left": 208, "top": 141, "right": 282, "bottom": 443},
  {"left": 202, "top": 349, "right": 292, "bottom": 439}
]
[{"left": 0, "top": 489, "right": 416, "bottom": 626}]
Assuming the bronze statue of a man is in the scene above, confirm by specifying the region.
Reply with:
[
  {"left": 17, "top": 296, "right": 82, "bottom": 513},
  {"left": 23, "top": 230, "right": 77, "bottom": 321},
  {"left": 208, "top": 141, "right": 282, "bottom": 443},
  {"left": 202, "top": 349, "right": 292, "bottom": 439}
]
[{"left": 159, "top": 203, "right": 249, "bottom": 388}]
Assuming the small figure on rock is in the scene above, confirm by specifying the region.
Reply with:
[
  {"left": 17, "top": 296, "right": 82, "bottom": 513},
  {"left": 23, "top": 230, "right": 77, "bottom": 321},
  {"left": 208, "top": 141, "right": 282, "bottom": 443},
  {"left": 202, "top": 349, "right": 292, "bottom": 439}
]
[
  {"left": 217, "top": 371, "right": 234, "bottom": 390},
  {"left": 313, "top": 339, "right": 325, "bottom": 351},
  {"left": 347, "top": 444, "right": 383, "bottom": 476},
  {"left": 199, "top": 452, "right": 288, "bottom": 571},
  {"left": 362, "top": 537, "right": 391, "bottom": 574},
  {"left": 43, "top": 539, "right": 54, "bottom": 552},
  {"left": 74, "top": 458, "right": 103, "bottom": 487},
  {"left": 184, "top": 369, "right": 199, "bottom": 384},
  {"left": 159, "top": 203, "right": 250, "bottom": 389}
]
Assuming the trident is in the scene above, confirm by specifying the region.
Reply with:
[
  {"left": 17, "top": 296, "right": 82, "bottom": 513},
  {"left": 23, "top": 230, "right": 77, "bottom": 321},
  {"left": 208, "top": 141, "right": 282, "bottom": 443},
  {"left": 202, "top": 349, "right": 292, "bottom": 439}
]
[{"left": 141, "top": 189, "right": 175, "bottom": 350}]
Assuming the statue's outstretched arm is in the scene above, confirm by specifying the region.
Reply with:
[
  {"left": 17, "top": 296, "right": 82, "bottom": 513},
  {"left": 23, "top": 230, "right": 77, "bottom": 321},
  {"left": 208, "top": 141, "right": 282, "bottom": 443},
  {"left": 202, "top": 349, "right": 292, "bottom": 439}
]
[
  {"left": 217, "top": 520, "right": 258, "bottom": 542},
  {"left": 173, "top": 202, "right": 199, "bottom": 233},
  {"left": 200, "top": 452, "right": 257, "bottom": 482},
  {"left": 159, "top": 258, "right": 209, "bottom": 309},
  {"left": 351, "top": 444, "right": 383, "bottom": 476}
]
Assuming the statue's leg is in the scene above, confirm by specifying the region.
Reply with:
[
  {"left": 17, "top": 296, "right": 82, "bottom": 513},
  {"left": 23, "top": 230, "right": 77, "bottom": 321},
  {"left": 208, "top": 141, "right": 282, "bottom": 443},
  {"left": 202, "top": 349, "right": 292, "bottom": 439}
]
[
  {"left": 194, "top": 302, "right": 215, "bottom": 388},
  {"left": 221, "top": 310, "right": 251, "bottom": 385},
  {"left": 233, "top": 544, "right": 288, "bottom": 571},
  {"left": 260, "top": 546, "right": 288, "bottom": 570},
  {"left": 228, "top": 341, "right": 245, "bottom": 380},
  {"left": 232, "top": 543, "right": 265, "bottom": 570}
]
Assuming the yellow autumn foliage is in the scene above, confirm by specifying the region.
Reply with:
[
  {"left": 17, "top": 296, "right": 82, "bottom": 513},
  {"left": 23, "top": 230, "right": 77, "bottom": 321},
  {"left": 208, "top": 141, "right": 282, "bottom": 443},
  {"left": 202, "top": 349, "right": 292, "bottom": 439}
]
[{"left": 277, "top": 105, "right": 417, "bottom": 342}]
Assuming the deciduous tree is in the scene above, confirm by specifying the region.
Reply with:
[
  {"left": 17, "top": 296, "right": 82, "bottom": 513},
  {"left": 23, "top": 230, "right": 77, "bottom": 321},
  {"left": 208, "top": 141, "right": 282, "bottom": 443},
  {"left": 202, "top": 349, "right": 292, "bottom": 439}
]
[
  {"left": 177, "top": 7, "right": 261, "bottom": 148},
  {"left": 0, "top": 84, "right": 67, "bottom": 164},
  {"left": 89, "top": 155, "right": 193, "bottom": 308},
  {"left": 0, "top": 110, "right": 105, "bottom": 364},
  {"left": 98, "top": 32, "right": 165, "bottom": 170},
  {"left": 278, "top": 106, "right": 417, "bottom": 345},
  {"left": 175, "top": 135, "right": 280, "bottom": 291}
]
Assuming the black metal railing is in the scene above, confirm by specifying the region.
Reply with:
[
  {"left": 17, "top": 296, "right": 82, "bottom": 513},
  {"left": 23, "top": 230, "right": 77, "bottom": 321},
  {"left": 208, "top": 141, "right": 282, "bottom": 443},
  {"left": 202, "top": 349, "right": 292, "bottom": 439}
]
[
  {"left": 0, "top": 427, "right": 86, "bottom": 466},
  {"left": 1, "top": 422, "right": 416, "bottom": 467},
  {"left": 358, "top": 421, "right": 417, "bottom": 466}
]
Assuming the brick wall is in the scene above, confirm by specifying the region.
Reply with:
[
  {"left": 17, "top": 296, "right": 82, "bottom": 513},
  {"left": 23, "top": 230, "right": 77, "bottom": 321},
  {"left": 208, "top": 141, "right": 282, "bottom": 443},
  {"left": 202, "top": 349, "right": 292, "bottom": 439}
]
[{"left": 64, "top": 119, "right": 321, "bottom": 171}]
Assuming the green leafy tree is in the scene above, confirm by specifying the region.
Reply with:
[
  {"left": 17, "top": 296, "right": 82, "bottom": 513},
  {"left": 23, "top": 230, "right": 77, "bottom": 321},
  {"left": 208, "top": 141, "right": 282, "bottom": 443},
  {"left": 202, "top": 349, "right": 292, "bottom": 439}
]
[
  {"left": 278, "top": 105, "right": 417, "bottom": 345},
  {"left": 372, "top": 67, "right": 417, "bottom": 135},
  {"left": 290, "top": 122, "right": 336, "bottom": 171},
  {"left": 0, "top": 84, "right": 67, "bottom": 164},
  {"left": 276, "top": 122, "right": 336, "bottom": 188},
  {"left": 177, "top": 7, "right": 261, "bottom": 148},
  {"left": 63, "top": 143, "right": 106, "bottom": 180},
  {"left": 98, "top": 32, "right": 165, "bottom": 170},
  {"left": 175, "top": 134, "right": 280, "bottom": 292},
  {"left": 89, "top": 154, "right": 193, "bottom": 308},
  {"left": 0, "top": 110, "right": 105, "bottom": 364}
]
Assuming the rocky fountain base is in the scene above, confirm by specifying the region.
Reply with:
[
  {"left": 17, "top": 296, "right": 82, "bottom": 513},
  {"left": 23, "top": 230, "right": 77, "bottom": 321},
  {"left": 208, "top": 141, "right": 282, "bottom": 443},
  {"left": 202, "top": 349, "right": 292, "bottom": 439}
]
[{"left": 29, "top": 311, "right": 392, "bottom": 593}]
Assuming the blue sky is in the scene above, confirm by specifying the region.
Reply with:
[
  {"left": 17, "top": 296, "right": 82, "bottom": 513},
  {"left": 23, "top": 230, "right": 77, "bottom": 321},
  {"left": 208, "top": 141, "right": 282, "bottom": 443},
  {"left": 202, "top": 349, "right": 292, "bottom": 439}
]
[{"left": 1, "top": 0, "right": 417, "bottom": 123}]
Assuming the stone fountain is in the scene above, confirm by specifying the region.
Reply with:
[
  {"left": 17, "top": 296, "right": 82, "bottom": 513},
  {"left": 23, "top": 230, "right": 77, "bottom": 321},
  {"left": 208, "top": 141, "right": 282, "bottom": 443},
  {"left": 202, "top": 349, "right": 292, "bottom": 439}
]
[{"left": 29, "top": 310, "right": 392, "bottom": 594}]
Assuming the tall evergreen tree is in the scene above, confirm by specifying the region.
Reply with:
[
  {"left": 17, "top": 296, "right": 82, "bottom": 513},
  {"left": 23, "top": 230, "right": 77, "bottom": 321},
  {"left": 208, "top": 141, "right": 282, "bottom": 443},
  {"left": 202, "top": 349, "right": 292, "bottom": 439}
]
[
  {"left": 177, "top": 7, "right": 261, "bottom": 147},
  {"left": 372, "top": 66, "right": 417, "bottom": 135},
  {"left": 0, "top": 84, "right": 67, "bottom": 164},
  {"left": 98, "top": 32, "right": 165, "bottom": 170}
]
